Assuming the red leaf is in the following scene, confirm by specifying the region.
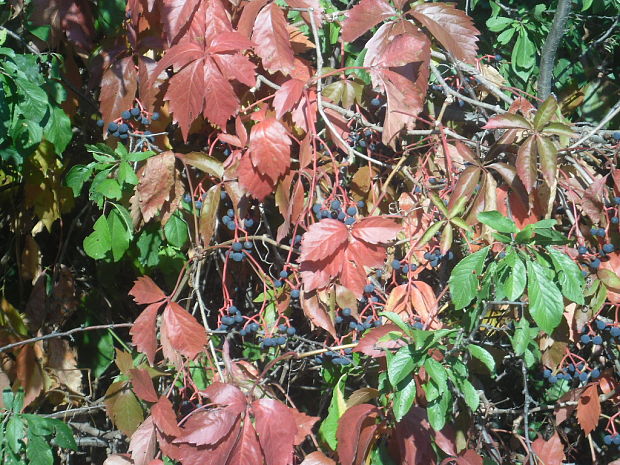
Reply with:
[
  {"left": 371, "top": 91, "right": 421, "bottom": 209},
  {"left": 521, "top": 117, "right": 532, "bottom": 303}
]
[
  {"left": 128, "top": 416, "right": 157, "bottom": 465},
  {"left": 212, "top": 53, "right": 257, "bottom": 88},
  {"left": 482, "top": 113, "right": 532, "bottom": 130},
  {"left": 138, "top": 56, "right": 168, "bottom": 113},
  {"left": 392, "top": 407, "right": 434, "bottom": 465},
  {"left": 516, "top": 135, "right": 537, "bottom": 194},
  {"left": 137, "top": 151, "right": 176, "bottom": 223},
  {"left": 409, "top": 2, "right": 480, "bottom": 64},
  {"left": 299, "top": 290, "right": 337, "bottom": 339},
  {"left": 531, "top": 432, "right": 565, "bottom": 465},
  {"left": 166, "top": 59, "right": 206, "bottom": 141},
  {"left": 299, "top": 219, "right": 349, "bottom": 262},
  {"left": 176, "top": 408, "right": 239, "bottom": 446},
  {"left": 130, "top": 369, "right": 158, "bottom": 403},
  {"left": 273, "top": 79, "right": 307, "bottom": 119},
  {"left": 162, "top": 302, "right": 207, "bottom": 359},
  {"left": 249, "top": 118, "right": 292, "bottom": 182},
  {"left": 253, "top": 3, "right": 295, "bottom": 75},
  {"left": 342, "top": 0, "right": 395, "bottom": 43},
  {"left": 300, "top": 452, "right": 336, "bottom": 465},
  {"left": 285, "top": 0, "right": 323, "bottom": 28},
  {"left": 130, "top": 303, "right": 160, "bottom": 366},
  {"left": 251, "top": 398, "right": 298, "bottom": 465},
  {"left": 227, "top": 417, "right": 263, "bottom": 465},
  {"left": 152, "top": 397, "right": 182, "bottom": 437},
  {"left": 203, "top": 382, "right": 248, "bottom": 416},
  {"left": 299, "top": 251, "right": 345, "bottom": 294},
  {"left": 202, "top": 57, "right": 241, "bottom": 129},
  {"left": 336, "top": 404, "right": 379, "bottom": 465},
  {"left": 445, "top": 449, "right": 483, "bottom": 465},
  {"left": 237, "top": 0, "right": 270, "bottom": 38},
  {"left": 576, "top": 384, "right": 600, "bottom": 436},
  {"left": 161, "top": 0, "right": 201, "bottom": 45},
  {"left": 354, "top": 324, "right": 405, "bottom": 358},
  {"left": 346, "top": 236, "right": 387, "bottom": 269},
  {"left": 288, "top": 407, "right": 319, "bottom": 445},
  {"left": 340, "top": 247, "right": 370, "bottom": 298},
  {"left": 351, "top": 217, "right": 401, "bottom": 244},
  {"left": 129, "top": 276, "right": 166, "bottom": 305},
  {"left": 237, "top": 153, "right": 276, "bottom": 201},
  {"left": 175, "top": 418, "right": 242, "bottom": 465},
  {"left": 99, "top": 56, "right": 138, "bottom": 130}
]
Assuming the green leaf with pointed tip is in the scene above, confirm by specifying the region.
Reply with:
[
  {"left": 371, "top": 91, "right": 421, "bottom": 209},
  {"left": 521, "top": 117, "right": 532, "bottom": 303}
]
[
  {"left": 533, "top": 96, "right": 558, "bottom": 130},
  {"left": 27, "top": 433, "right": 53, "bottom": 465},
  {"left": 468, "top": 344, "right": 496, "bottom": 373},
  {"left": 426, "top": 386, "right": 450, "bottom": 431},
  {"left": 458, "top": 378, "right": 479, "bottom": 411},
  {"left": 380, "top": 311, "right": 413, "bottom": 336},
  {"left": 392, "top": 378, "right": 416, "bottom": 422},
  {"left": 108, "top": 208, "right": 131, "bottom": 262},
  {"left": 542, "top": 122, "right": 573, "bottom": 137},
  {"left": 95, "top": 178, "right": 122, "bottom": 200},
  {"left": 448, "top": 196, "right": 469, "bottom": 219},
  {"left": 478, "top": 211, "right": 517, "bottom": 233},
  {"left": 424, "top": 358, "right": 448, "bottom": 394},
  {"left": 6, "top": 415, "right": 24, "bottom": 453},
  {"left": 118, "top": 161, "right": 138, "bottom": 186},
  {"left": 501, "top": 251, "right": 527, "bottom": 300},
  {"left": 417, "top": 220, "right": 446, "bottom": 248},
  {"left": 388, "top": 346, "right": 415, "bottom": 387},
  {"left": 527, "top": 260, "right": 564, "bottom": 334},
  {"left": 65, "top": 164, "right": 93, "bottom": 197},
  {"left": 547, "top": 247, "right": 585, "bottom": 304},
  {"left": 50, "top": 419, "right": 77, "bottom": 450},
  {"left": 83, "top": 215, "right": 112, "bottom": 259},
  {"left": 449, "top": 246, "right": 490, "bottom": 309},
  {"left": 164, "top": 212, "right": 189, "bottom": 248},
  {"left": 429, "top": 192, "right": 449, "bottom": 217},
  {"left": 319, "top": 375, "right": 347, "bottom": 450}
]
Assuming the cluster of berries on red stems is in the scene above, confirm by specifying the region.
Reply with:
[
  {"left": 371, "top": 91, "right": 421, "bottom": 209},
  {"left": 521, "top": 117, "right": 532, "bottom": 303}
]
[
  {"left": 99, "top": 106, "right": 159, "bottom": 142},
  {"left": 313, "top": 199, "right": 364, "bottom": 225}
]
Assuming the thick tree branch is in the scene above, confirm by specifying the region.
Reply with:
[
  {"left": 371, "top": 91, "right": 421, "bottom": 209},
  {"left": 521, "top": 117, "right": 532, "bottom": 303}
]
[{"left": 537, "top": 0, "right": 572, "bottom": 100}]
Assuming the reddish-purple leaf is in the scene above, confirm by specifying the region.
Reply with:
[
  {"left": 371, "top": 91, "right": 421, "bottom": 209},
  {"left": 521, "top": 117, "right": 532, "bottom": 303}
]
[
  {"left": 237, "top": 153, "right": 276, "bottom": 201},
  {"left": 482, "top": 113, "right": 532, "bottom": 130},
  {"left": 336, "top": 404, "right": 379, "bottom": 465},
  {"left": 202, "top": 57, "right": 242, "bottom": 129},
  {"left": 152, "top": 396, "right": 182, "bottom": 437},
  {"left": 516, "top": 135, "right": 538, "bottom": 193},
  {"left": 249, "top": 118, "right": 292, "bottom": 183},
  {"left": 129, "top": 276, "right": 166, "bottom": 305},
  {"left": 162, "top": 302, "right": 207, "bottom": 359},
  {"left": 137, "top": 151, "right": 176, "bottom": 223},
  {"left": 227, "top": 418, "right": 263, "bottom": 465},
  {"left": 537, "top": 135, "right": 558, "bottom": 187},
  {"left": 129, "top": 369, "right": 158, "bottom": 403},
  {"left": 166, "top": 59, "right": 205, "bottom": 141},
  {"left": 300, "top": 451, "right": 336, "bottom": 465},
  {"left": 299, "top": 219, "right": 349, "bottom": 262},
  {"left": 160, "top": 0, "right": 201, "bottom": 45},
  {"left": 299, "top": 290, "right": 338, "bottom": 338},
  {"left": 339, "top": 247, "right": 370, "bottom": 298},
  {"left": 342, "top": 0, "right": 395, "bottom": 43},
  {"left": 446, "top": 166, "right": 481, "bottom": 212},
  {"left": 130, "top": 303, "right": 160, "bottom": 366},
  {"left": 354, "top": 324, "right": 405, "bottom": 357},
  {"left": 253, "top": 3, "right": 295, "bottom": 75},
  {"left": 392, "top": 407, "right": 434, "bottom": 465},
  {"left": 99, "top": 56, "right": 138, "bottom": 130},
  {"left": 237, "top": 0, "right": 270, "bottom": 38},
  {"left": 203, "top": 382, "right": 247, "bottom": 416},
  {"left": 251, "top": 398, "right": 297, "bottom": 465},
  {"left": 273, "top": 79, "right": 307, "bottom": 119},
  {"left": 531, "top": 433, "right": 566, "bottom": 465},
  {"left": 351, "top": 216, "right": 400, "bottom": 244},
  {"left": 128, "top": 416, "right": 157, "bottom": 465},
  {"left": 409, "top": 2, "right": 480, "bottom": 64},
  {"left": 576, "top": 384, "right": 600, "bottom": 436},
  {"left": 176, "top": 408, "right": 239, "bottom": 446}
]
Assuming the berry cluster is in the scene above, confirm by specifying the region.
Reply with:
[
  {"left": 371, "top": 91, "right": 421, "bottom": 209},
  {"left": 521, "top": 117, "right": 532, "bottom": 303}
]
[
  {"left": 603, "top": 433, "right": 620, "bottom": 447},
  {"left": 543, "top": 362, "right": 600, "bottom": 384},
  {"left": 334, "top": 307, "right": 382, "bottom": 331},
  {"left": 313, "top": 200, "right": 365, "bottom": 225},
  {"left": 99, "top": 105, "right": 159, "bottom": 142},
  {"left": 259, "top": 324, "right": 296, "bottom": 348},
  {"left": 423, "top": 248, "right": 454, "bottom": 268},
  {"left": 218, "top": 306, "right": 245, "bottom": 332},
  {"left": 313, "top": 348, "right": 353, "bottom": 365},
  {"left": 581, "top": 319, "right": 620, "bottom": 345},
  {"left": 229, "top": 240, "right": 252, "bottom": 262}
]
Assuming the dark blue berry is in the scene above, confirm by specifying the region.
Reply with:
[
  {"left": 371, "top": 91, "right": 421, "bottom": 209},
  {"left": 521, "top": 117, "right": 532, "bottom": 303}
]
[
  {"left": 232, "top": 242, "right": 243, "bottom": 252},
  {"left": 402, "top": 265, "right": 409, "bottom": 273},
  {"left": 228, "top": 306, "right": 239, "bottom": 314},
  {"left": 364, "top": 284, "right": 375, "bottom": 293},
  {"left": 294, "top": 235, "right": 302, "bottom": 245},
  {"left": 342, "top": 308, "right": 352, "bottom": 317},
  {"left": 119, "top": 133, "right": 129, "bottom": 140},
  {"left": 611, "top": 327, "right": 620, "bottom": 337},
  {"left": 226, "top": 222, "right": 236, "bottom": 231},
  {"left": 543, "top": 369, "right": 551, "bottom": 378},
  {"left": 108, "top": 122, "right": 119, "bottom": 132},
  {"left": 567, "top": 364, "right": 575, "bottom": 373},
  {"left": 244, "top": 241, "right": 253, "bottom": 250},
  {"left": 604, "top": 435, "right": 613, "bottom": 445},
  {"left": 130, "top": 107, "right": 141, "bottom": 117},
  {"left": 581, "top": 334, "right": 591, "bottom": 343},
  {"left": 111, "top": 130, "right": 120, "bottom": 138},
  {"left": 121, "top": 110, "right": 131, "bottom": 120},
  {"left": 375, "top": 270, "right": 383, "bottom": 278},
  {"left": 278, "top": 324, "right": 287, "bottom": 332},
  {"left": 370, "top": 97, "right": 381, "bottom": 106},
  {"left": 614, "top": 435, "right": 620, "bottom": 445},
  {"left": 579, "top": 372, "right": 589, "bottom": 382},
  {"left": 286, "top": 327, "right": 296, "bottom": 336},
  {"left": 232, "top": 252, "right": 244, "bottom": 262},
  {"left": 429, "top": 177, "right": 437, "bottom": 185},
  {"left": 494, "top": 54, "right": 502, "bottom": 61},
  {"left": 335, "top": 316, "right": 343, "bottom": 324},
  {"left": 219, "top": 324, "right": 229, "bottom": 331},
  {"left": 249, "top": 323, "right": 259, "bottom": 332},
  {"left": 596, "top": 320, "right": 607, "bottom": 330},
  {"left": 612, "top": 217, "right": 619, "bottom": 224},
  {"left": 151, "top": 112, "right": 160, "bottom": 120},
  {"left": 96, "top": 119, "right": 104, "bottom": 127},
  {"left": 374, "top": 319, "right": 382, "bottom": 327},
  {"left": 141, "top": 117, "right": 150, "bottom": 125},
  {"left": 222, "top": 316, "right": 234, "bottom": 325},
  {"left": 331, "top": 200, "right": 341, "bottom": 210},
  {"left": 291, "top": 289, "right": 300, "bottom": 299},
  {"left": 239, "top": 329, "right": 247, "bottom": 336},
  {"left": 578, "top": 246, "right": 588, "bottom": 255},
  {"left": 592, "top": 335, "right": 603, "bottom": 345},
  {"left": 349, "top": 321, "right": 357, "bottom": 329},
  {"left": 337, "top": 211, "right": 346, "bottom": 221},
  {"left": 591, "top": 368, "right": 601, "bottom": 379},
  {"left": 276, "top": 336, "right": 287, "bottom": 345},
  {"left": 603, "top": 243, "right": 615, "bottom": 253},
  {"left": 220, "top": 191, "right": 227, "bottom": 200},
  {"left": 346, "top": 206, "right": 357, "bottom": 216},
  {"left": 590, "top": 259, "right": 601, "bottom": 269},
  {"left": 345, "top": 217, "right": 355, "bottom": 225},
  {"left": 321, "top": 209, "right": 330, "bottom": 218},
  {"left": 280, "top": 270, "right": 289, "bottom": 279},
  {"left": 392, "top": 260, "right": 401, "bottom": 270},
  {"left": 274, "top": 280, "right": 283, "bottom": 288},
  {"left": 312, "top": 204, "right": 322, "bottom": 215},
  {"left": 430, "top": 259, "right": 439, "bottom": 267},
  {"left": 227, "top": 208, "right": 234, "bottom": 217},
  {"left": 613, "top": 132, "right": 620, "bottom": 142},
  {"left": 118, "top": 123, "right": 129, "bottom": 133},
  {"left": 357, "top": 201, "right": 365, "bottom": 208},
  {"left": 549, "top": 375, "right": 558, "bottom": 384}
]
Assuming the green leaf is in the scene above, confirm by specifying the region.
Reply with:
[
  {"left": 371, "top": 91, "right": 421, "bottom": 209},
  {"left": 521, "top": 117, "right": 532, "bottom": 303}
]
[
  {"left": 164, "top": 212, "right": 189, "bottom": 248},
  {"left": 448, "top": 246, "right": 490, "bottom": 309},
  {"left": 43, "top": 106, "right": 72, "bottom": 154},
  {"left": 497, "top": 26, "right": 516, "bottom": 45},
  {"left": 424, "top": 358, "right": 448, "bottom": 394},
  {"left": 108, "top": 208, "right": 131, "bottom": 262},
  {"left": 124, "top": 150, "right": 155, "bottom": 162},
  {"left": 417, "top": 220, "right": 446, "bottom": 248},
  {"left": 527, "top": 260, "right": 564, "bottom": 334},
  {"left": 467, "top": 344, "right": 496, "bottom": 373},
  {"left": 542, "top": 122, "right": 573, "bottom": 137},
  {"left": 426, "top": 388, "right": 450, "bottom": 431},
  {"left": 511, "top": 318, "right": 536, "bottom": 356},
  {"left": 486, "top": 16, "right": 513, "bottom": 32},
  {"left": 23, "top": 414, "right": 54, "bottom": 436},
  {"left": 318, "top": 375, "right": 346, "bottom": 450},
  {"left": 95, "top": 178, "right": 122, "bottom": 200},
  {"left": 6, "top": 415, "right": 24, "bottom": 453},
  {"left": 118, "top": 161, "right": 138, "bottom": 186},
  {"left": 392, "top": 378, "right": 416, "bottom": 422},
  {"left": 379, "top": 311, "right": 413, "bottom": 336},
  {"left": 547, "top": 247, "right": 585, "bottom": 304},
  {"left": 65, "top": 164, "right": 93, "bottom": 197},
  {"left": 26, "top": 433, "right": 53, "bottom": 465},
  {"left": 83, "top": 214, "right": 112, "bottom": 259},
  {"left": 50, "top": 419, "right": 77, "bottom": 450},
  {"left": 501, "top": 251, "right": 526, "bottom": 301},
  {"left": 136, "top": 225, "right": 162, "bottom": 267},
  {"left": 458, "top": 379, "right": 479, "bottom": 411},
  {"left": 387, "top": 346, "right": 415, "bottom": 387},
  {"left": 15, "top": 78, "right": 48, "bottom": 121},
  {"left": 477, "top": 211, "right": 517, "bottom": 233}
]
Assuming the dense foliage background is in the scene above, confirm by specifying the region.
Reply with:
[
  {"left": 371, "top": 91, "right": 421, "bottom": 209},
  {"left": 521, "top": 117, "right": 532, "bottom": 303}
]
[{"left": 0, "top": 0, "right": 619, "bottom": 464}]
